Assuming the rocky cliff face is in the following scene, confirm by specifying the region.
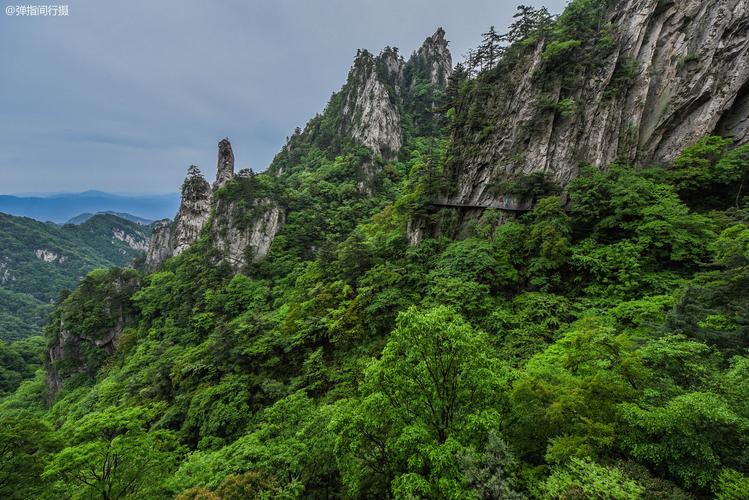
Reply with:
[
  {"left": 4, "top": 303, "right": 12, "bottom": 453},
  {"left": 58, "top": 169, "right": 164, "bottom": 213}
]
[
  {"left": 172, "top": 166, "right": 213, "bottom": 256},
  {"left": 337, "top": 29, "right": 453, "bottom": 160},
  {"left": 409, "top": 27, "right": 452, "bottom": 88},
  {"left": 46, "top": 269, "right": 139, "bottom": 402},
  {"left": 210, "top": 197, "right": 284, "bottom": 268},
  {"left": 340, "top": 50, "right": 404, "bottom": 160},
  {"left": 146, "top": 30, "right": 455, "bottom": 267},
  {"left": 442, "top": 0, "right": 749, "bottom": 208},
  {"left": 146, "top": 139, "right": 286, "bottom": 270},
  {"left": 144, "top": 166, "right": 210, "bottom": 268},
  {"left": 145, "top": 219, "right": 173, "bottom": 269}
]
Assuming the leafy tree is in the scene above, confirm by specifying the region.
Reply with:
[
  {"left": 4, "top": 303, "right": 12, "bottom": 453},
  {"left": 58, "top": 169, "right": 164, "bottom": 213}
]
[
  {"left": 334, "top": 306, "right": 504, "bottom": 497},
  {"left": 0, "top": 410, "right": 60, "bottom": 499},
  {"left": 620, "top": 392, "right": 749, "bottom": 490},
  {"left": 43, "top": 406, "right": 183, "bottom": 499},
  {"left": 508, "top": 315, "right": 642, "bottom": 464},
  {"left": 669, "top": 137, "right": 749, "bottom": 209},
  {"left": 540, "top": 458, "right": 644, "bottom": 499}
]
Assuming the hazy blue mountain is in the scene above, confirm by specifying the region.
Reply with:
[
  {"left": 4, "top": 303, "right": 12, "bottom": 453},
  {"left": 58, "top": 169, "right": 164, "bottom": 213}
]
[
  {"left": 65, "top": 211, "right": 154, "bottom": 225},
  {"left": 0, "top": 191, "right": 179, "bottom": 224}
]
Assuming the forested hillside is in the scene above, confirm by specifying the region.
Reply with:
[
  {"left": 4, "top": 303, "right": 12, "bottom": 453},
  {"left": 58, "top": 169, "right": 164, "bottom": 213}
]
[
  {"left": 0, "top": 212, "right": 151, "bottom": 341},
  {"left": 2, "top": 1, "right": 748, "bottom": 499},
  {"left": 0, "top": 213, "right": 151, "bottom": 397}
]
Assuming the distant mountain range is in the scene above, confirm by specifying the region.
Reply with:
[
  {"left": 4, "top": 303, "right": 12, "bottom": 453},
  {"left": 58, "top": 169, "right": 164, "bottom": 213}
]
[
  {"left": 65, "top": 211, "right": 154, "bottom": 225},
  {"left": 0, "top": 190, "right": 179, "bottom": 224}
]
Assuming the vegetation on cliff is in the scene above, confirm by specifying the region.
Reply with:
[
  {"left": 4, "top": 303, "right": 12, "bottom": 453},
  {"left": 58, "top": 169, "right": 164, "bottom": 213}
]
[{"left": 2, "top": 1, "right": 749, "bottom": 498}]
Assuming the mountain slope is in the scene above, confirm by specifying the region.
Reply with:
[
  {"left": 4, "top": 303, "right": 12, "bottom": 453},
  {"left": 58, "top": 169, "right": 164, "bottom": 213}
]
[
  {"left": 145, "top": 28, "right": 452, "bottom": 272},
  {"left": 65, "top": 211, "right": 153, "bottom": 225},
  {"left": 0, "top": 212, "right": 151, "bottom": 340},
  {"left": 440, "top": 0, "right": 748, "bottom": 206},
  {"left": 3, "top": 3, "right": 749, "bottom": 499}
]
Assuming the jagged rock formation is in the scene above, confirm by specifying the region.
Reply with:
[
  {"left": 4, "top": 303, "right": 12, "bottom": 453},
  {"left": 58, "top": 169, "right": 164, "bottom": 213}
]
[
  {"left": 146, "top": 140, "right": 286, "bottom": 270},
  {"left": 146, "top": 30, "right": 455, "bottom": 267},
  {"left": 214, "top": 138, "right": 235, "bottom": 189},
  {"left": 144, "top": 219, "right": 173, "bottom": 269},
  {"left": 409, "top": 27, "right": 452, "bottom": 88},
  {"left": 210, "top": 197, "right": 284, "bottom": 268},
  {"left": 144, "top": 165, "right": 212, "bottom": 267},
  {"left": 442, "top": 0, "right": 749, "bottom": 209},
  {"left": 340, "top": 50, "right": 404, "bottom": 160},
  {"left": 337, "top": 28, "right": 453, "bottom": 160},
  {"left": 380, "top": 46, "right": 406, "bottom": 88},
  {"left": 173, "top": 166, "right": 213, "bottom": 256}
]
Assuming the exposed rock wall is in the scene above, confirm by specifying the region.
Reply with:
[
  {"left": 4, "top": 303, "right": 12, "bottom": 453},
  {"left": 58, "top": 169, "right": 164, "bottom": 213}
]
[
  {"left": 46, "top": 270, "right": 139, "bottom": 403},
  {"left": 444, "top": 0, "right": 749, "bottom": 206},
  {"left": 409, "top": 27, "right": 452, "bottom": 88},
  {"left": 112, "top": 228, "right": 148, "bottom": 251},
  {"left": 210, "top": 197, "right": 284, "bottom": 269},
  {"left": 145, "top": 29, "right": 456, "bottom": 266},
  {"left": 145, "top": 139, "right": 286, "bottom": 270},
  {"left": 144, "top": 219, "right": 173, "bottom": 269},
  {"left": 341, "top": 50, "right": 404, "bottom": 160},
  {"left": 172, "top": 167, "right": 212, "bottom": 256}
]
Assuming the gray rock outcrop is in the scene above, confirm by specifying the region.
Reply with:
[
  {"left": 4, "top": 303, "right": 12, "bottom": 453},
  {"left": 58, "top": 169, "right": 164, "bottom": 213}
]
[
  {"left": 210, "top": 197, "right": 284, "bottom": 269},
  {"left": 341, "top": 50, "right": 404, "bottom": 160},
  {"left": 144, "top": 139, "right": 287, "bottom": 270},
  {"left": 144, "top": 219, "right": 173, "bottom": 269},
  {"left": 410, "top": 27, "right": 453, "bottom": 88},
  {"left": 214, "top": 138, "right": 235, "bottom": 189},
  {"left": 443, "top": 0, "right": 749, "bottom": 207},
  {"left": 173, "top": 166, "right": 213, "bottom": 256}
]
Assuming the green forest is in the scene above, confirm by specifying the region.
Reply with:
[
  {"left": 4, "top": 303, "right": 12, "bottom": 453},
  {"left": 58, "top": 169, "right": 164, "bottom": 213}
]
[{"left": 2, "top": 1, "right": 749, "bottom": 499}]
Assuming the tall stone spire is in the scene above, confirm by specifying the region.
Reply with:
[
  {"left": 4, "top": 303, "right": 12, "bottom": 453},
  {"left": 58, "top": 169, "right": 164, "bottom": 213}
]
[
  {"left": 214, "top": 138, "right": 235, "bottom": 189},
  {"left": 411, "top": 27, "right": 452, "bottom": 88}
]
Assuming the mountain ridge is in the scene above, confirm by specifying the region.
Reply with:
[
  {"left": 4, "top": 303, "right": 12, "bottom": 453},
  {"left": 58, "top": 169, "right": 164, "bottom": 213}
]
[
  {"left": 0, "top": 212, "right": 151, "bottom": 341},
  {"left": 4, "top": 4, "right": 749, "bottom": 498},
  {"left": 0, "top": 191, "right": 179, "bottom": 224}
]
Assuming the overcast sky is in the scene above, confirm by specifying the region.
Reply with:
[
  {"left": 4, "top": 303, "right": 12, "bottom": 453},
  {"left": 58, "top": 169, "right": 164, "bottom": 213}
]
[{"left": 0, "top": 0, "right": 567, "bottom": 194}]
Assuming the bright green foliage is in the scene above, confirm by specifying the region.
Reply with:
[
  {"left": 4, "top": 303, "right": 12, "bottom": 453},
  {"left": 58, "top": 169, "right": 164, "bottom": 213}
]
[
  {"left": 8, "top": 133, "right": 745, "bottom": 499},
  {"left": 46, "top": 267, "right": 141, "bottom": 383},
  {"left": 2, "top": 3, "right": 749, "bottom": 496},
  {"left": 172, "top": 392, "right": 334, "bottom": 496},
  {"left": 543, "top": 40, "right": 583, "bottom": 61},
  {"left": 0, "top": 336, "right": 44, "bottom": 396},
  {"left": 0, "top": 410, "right": 60, "bottom": 499},
  {"left": 715, "top": 469, "right": 749, "bottom": 500},
  {"left": 670, "top": 137, "right": 749, "bottom": 209},
  {"left": 620, "top": 392, "right": 748, "bottom": 489},
  {"left": 508, "top": 315, "right": 641, "bottom": 464},
  {"left": 0, "top": 213, "right": 150, "bottom": 341},
  {"left": 334, "top": 306, "right": 504, "bottom": 498},
  {"left": 540, "top": 458, "right": 644, "bottom": 499},
  {"left": 43, "top": 406, "right": 183, "bottom": 499}
]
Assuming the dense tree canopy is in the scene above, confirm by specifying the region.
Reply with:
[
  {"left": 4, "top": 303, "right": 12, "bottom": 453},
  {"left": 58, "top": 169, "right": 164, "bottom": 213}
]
[{"left": 1, "top": 0, "right": 748, "bottom": 497}]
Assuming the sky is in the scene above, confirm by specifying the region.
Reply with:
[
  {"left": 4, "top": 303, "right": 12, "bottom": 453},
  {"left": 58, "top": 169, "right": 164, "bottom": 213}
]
[{"left": 0, "top": 0, "right": 567, "bottom": 194}]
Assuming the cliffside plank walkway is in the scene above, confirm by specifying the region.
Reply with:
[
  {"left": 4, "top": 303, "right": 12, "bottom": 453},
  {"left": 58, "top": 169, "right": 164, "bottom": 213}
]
[{"left": 431, "top": 200, "right": 533, "bottom": 212}]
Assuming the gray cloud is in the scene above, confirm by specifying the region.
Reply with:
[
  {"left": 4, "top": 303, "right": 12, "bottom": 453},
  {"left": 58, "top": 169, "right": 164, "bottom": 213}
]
[{"left": 0, "top": 0, "right": 567, "bottom": 194}]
